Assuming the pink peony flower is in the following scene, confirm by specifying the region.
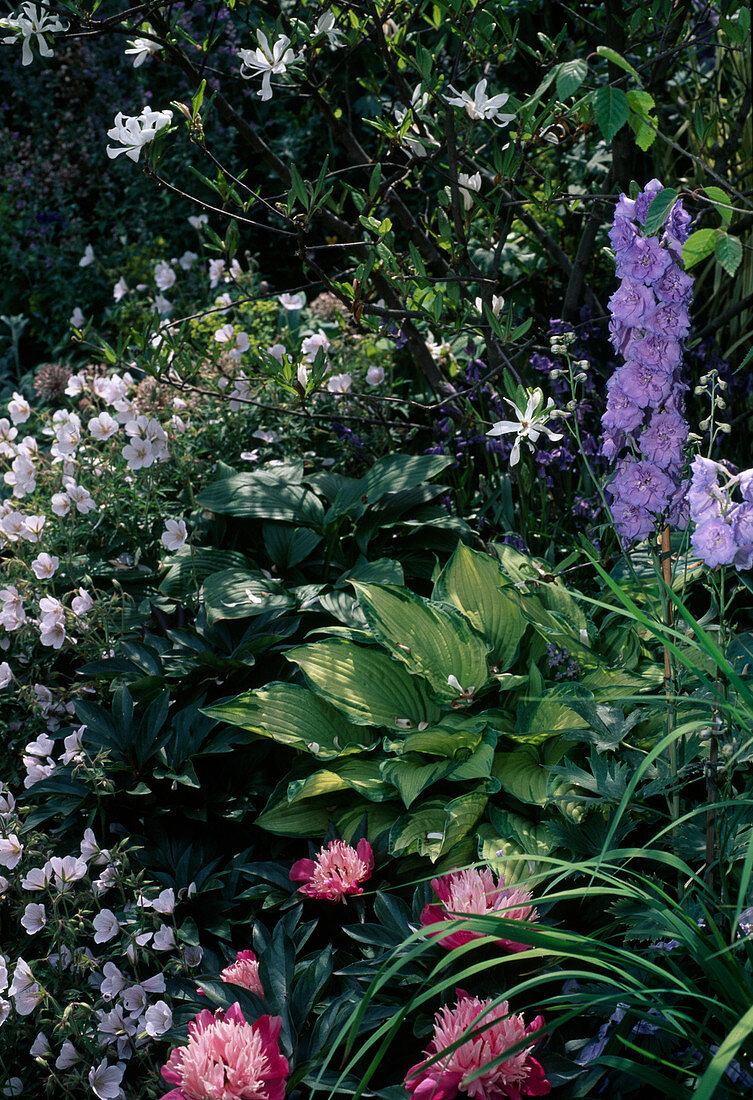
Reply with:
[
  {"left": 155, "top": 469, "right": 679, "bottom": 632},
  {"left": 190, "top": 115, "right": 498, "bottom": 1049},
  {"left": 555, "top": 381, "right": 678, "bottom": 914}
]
[
  {"left": 405, "top": 991, "right": 550, "bottom": 1100},
  {"left": 160, "top": 1003, "right": 288, "bottom": 1100},
  {"left": 221, "top": 950, "right": 264, "bottom": 997},
  {"left": 289, "top": 839, "right": 374, "bottom": 902},
  {"left": 421, "top": 868, "right": 538, "bottom": 953}
]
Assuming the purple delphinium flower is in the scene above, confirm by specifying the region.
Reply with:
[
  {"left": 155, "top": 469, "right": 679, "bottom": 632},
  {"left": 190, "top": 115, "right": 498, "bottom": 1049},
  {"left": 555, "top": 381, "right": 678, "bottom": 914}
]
[
  {"left": 691, "top": 517, "right": 737, "bottom": 567},
  {"left": 688, "top": 455, "right": 753, "bottom": 571},
  {"left": 600, "top": 181, "right": 693, "bottom": 544}
]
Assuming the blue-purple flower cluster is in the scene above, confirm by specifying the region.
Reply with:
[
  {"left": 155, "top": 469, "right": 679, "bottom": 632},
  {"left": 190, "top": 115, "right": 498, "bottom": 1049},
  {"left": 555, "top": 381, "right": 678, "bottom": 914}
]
[
  {"left": 601, "top": 179, "right": 693, "bottom": 543},
  {"left": 689, "top": 456, "right": 753, "bottom": 569}
]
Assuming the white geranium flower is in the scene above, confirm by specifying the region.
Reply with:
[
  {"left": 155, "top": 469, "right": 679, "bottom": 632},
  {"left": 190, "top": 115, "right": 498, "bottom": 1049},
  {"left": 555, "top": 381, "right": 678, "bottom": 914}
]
[
  {"left": 92, "top": 909, "right": 120, "bottom": 944},
  {"left": 1, "top": 3, "right": 67, "bottom": 66},
  {"left": 446, "top": 79, "right": 515, "bottom": 125},
  {"left": 154, "top": 260, "right": 176, "bottom": 291},
  {"left": 21, "top": 902, "right": 46, "bottom": 935},
  {"left": 0, "top": 835, "right": 22, "bottom": 868},
  {"left": 179, "top": 250, "right": 197, "bottom": 270},
  {"left": 0, "top": 662, "right": 11, "bottom": 688},
  {"left": 188, "top": 213, "right": 208, "bottom": 229},
  {"left": 301, "top": 331, "right": 330, "bottom": 362},
  {"left": 31, "top": 552, "right": 59, "bottom": 580},
  {"left": 160, "top": 519, "right": 187, "bottom": 552},
  {"left": 153, "top": 294, "right": 172, "bottom": 316},
  {"left": 124, "top": 25, "right": 162, "bottom": 67},
  {"left": 71, "top": 589, "right": 93, "bottom": 617},
  {"left": 238, "top": 31, "right": 301, "bottom": 101},
  {"left": 366, "top": 365, "right": 385, "bottom": 386},
  {"left": 88, "top": 1059, "right": 125, "bottom": 1100},
  {"left": 69, "top": 308, "right": 85, "bottom": 329},
  {"left": 208, "top": 259, "right": 226, "bottom": 288},
  {"left": 106, "top": 106, "right": 172, "bottom": 163},
  {"left": 228, "top": 332, "right": 250, "bottom": 361},
  {"left": 79, "top": 244, "right": 95, "bottom": 268},
  {"left": 8, "top": 392, "right": 31, "bottom": 425},
  {"left": 112, "top": 277, "right": 128, "bottom": 303},
  {"left": 143, "top": 1000, "right": 172, "bottom": 1037},
  {"left": 8, "top": 959, "right": 41, "bottom": 1015},
  {"left": 268, "top": 343, "right": 287, "bottom": 364},
  {"left": 278, "top": 292, "right": 306, "bottom": 310},
  {"left": 326, "top": 372, "right": 352, "bottom": 394},
  {"left": 122, "top": 437, "right": 154, "bottom": 471},
  {"left": 55, "top": 1041, "right": 80, "bottom": 1070},
  {"left": 214, "top": 323, "right": 234, "bottom": 343},
  {"left": 486, "top": 387, "right": 563, "bottom": 466}
]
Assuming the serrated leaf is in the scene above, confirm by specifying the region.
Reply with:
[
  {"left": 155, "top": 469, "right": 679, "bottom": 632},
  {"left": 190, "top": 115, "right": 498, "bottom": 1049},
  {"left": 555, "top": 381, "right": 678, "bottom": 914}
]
[
  {"left": 286, "top": 639, "right": 441, "bottom": 729},
  {"left": 682, "top": 228, "right": 719, "bottom": 269},
  {"left": 556, "top": 58, "right": 588, "bottom": 100},
  {"left": 350, "top": 581, "right": 491, "bottom": 698},
  {"left": 628, "top": 111, "right": 657, "bottom": 151},
  {"left": 626, "top": 89, "right": 654, "bottom": 114},
  {"left": 433, "top": 544, "right": 526, "bottom": 671},
  {"left": 643, "top": 188, "right": 679, "bottom": 235},
  {"left": 594, "top": 86, "right": 630, "bottom": 143},
  {"left": 596, "top": 45, "right": 641, "bottom": 83},
  {"left": 715, "top": 232, "right": 742, "bottom": 277},
  {"left": 704, "top": 186, "right": 733, "bottom": 227}
]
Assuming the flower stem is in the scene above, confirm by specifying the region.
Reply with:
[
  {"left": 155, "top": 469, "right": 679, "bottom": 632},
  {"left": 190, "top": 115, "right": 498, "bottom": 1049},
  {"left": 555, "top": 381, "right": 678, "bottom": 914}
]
[{"left": 661, "top": 524, "right": 679, "bottom": 822}]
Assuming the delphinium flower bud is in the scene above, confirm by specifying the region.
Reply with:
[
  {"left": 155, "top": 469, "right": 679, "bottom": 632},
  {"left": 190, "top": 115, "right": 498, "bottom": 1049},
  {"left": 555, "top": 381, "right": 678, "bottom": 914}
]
[{"left": 600, "top": 179, "right": 693, "bottom": 543}]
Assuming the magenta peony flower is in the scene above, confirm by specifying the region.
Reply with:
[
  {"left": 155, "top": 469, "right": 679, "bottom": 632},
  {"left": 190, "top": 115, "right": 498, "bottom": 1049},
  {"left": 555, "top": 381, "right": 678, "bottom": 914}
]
[
  {"left": 289, "top": 838, "right": 374, "bottom": 902},
  {"left": 405, "top": 991, "right": 550, "bottom": 1100},
  {"left": 160, "top": 1003, "right": 288, "bottom": 1100},
  {"left": 421, "top": 868, "right": 538, "bottom": 953},
  {"left": 221, "top": 950, "right": 264, "bottom": 997}
]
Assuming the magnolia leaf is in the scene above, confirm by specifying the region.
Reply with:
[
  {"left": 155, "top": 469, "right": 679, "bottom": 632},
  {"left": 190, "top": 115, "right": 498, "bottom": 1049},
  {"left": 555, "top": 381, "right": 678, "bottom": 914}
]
[
  {"left": 286, "top": 639, "right": 441, "bottom": 729},
  {"left": 433, "top": 544, "right": 526, "bottom": 671},
  {"left": 350, "top": 581, "right": 491, "bottom": 698}
]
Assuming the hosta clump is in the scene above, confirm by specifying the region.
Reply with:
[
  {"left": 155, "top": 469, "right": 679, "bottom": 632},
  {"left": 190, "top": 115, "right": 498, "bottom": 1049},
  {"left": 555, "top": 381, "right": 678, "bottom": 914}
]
[
  {"left": 601, "top": 180, "right": 693, "bottom": 544},
  {"left": 206, "top": 541, "right": 664, "bottom": 873}
]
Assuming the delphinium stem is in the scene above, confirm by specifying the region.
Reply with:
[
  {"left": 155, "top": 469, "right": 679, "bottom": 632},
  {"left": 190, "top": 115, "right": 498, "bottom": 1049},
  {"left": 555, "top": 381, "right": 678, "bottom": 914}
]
[{"left": 661, "top": 523, "right": 679, "bottom": 822}]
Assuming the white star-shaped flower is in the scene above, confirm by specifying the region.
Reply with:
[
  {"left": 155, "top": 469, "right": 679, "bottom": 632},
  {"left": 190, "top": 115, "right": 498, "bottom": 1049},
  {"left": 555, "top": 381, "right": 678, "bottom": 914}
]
[
  {"left": 446, "top": 79, "right": 515, "bottom": 126},
  {"left": 487, "top": 388, "right": 563, "bottom": 466}
]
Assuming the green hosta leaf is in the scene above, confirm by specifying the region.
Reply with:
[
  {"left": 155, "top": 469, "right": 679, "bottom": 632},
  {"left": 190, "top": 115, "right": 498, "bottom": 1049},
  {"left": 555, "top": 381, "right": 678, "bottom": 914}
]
[
  {"left": 715, "top": 232, "right": 742, "bottom": 277},
  {"left": 492, "top": 741, "right": 566, "bottom": 805},
  {"left": 596, "top": 45, "right": 641, "bottom": 83},
  {"left": 160, "top": 548, "right": 250, "bottom": 598},
  {"left": 262, "top": 525, "right": 322, "bottom": 569},
  {"left": 643, "top": 188, "right": 679, "bottom": 235},
  {"left": 682, "top": 228, "right": 718, "bottom": 270},
  {"left": 197, "top": 472, "right": 324, "bottom": 526},
  {"left": 594, "top": 86, "right": 629, "bottom": 143},
  {"left": 202, "top": 570, "right": 294, "bottom": 625},
  {"left": 556, "top": 58, "right": 588, "bottom": 100},
  {"left": 335, "top": 802, "right": 402, "bottom": 845},
  {"left": 380, "top": 756, "right": 455, "bottom": 808},
  {"left": 327, "top": 454, "right": 452, "bottom": 522},
  {"left": 513, "top": 680, "right": 591, "bottom": 744},
  {"left": 287, "top": 759, "right": 393, "bottom": 803},
  {"left": 434, "top": 544, "right": 526, "bottom": 671},
  {"left": 202, "top": 682, "right": 372, "bottom": 760},
  {"left": 478, "top": 813, "right": 557, "bottom": 885},
  {"left": 386, "top": 713, "right": 487, "bottom": 758},
  {"left": 351, "top": 582, "right": 491, "bottom": 699},
  {"left": 256, "top": 798, "right": 332, "bottom": 837},
  {"left": 286, "top": 640, "right": 441, "bottom": 729},
  {"left": 389, "top": 792, "right": 487, "bottom": 861}
]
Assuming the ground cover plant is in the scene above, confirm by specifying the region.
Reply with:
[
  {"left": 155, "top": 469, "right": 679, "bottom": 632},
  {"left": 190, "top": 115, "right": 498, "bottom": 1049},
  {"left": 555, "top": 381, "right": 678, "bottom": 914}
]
[{"left": 0, "top": 0, "right": 751, "bottom": 1096}]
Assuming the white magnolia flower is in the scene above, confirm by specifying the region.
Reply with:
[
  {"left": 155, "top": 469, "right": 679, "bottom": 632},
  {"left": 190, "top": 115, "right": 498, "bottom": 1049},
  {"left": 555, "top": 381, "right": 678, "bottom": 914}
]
[
  {"left": 279, "top": 291, "right": 306, "bottom": 310},
  {"left": 31, "top": 552, "right": 59, "bottom": 580},
  {"left": 458, "top": 171, "right": 481, "bottom": 211},
  {"left": 446, "top": 78, "right": 515, "bottom": 125},
  {"left": 154, "top": 260, "right": 176, "bottom": 291},
  {"left": 486, "top": 387, "right": 564, "bottom": 466},
  {"left": 124, "top": 25, "right": 162, "bottom": 67},
  {"left": 366, "top": 365, "right": 385, "bottom": 386},
  {"left": 238, "top": 31, "right": 301, "bottom": 101},
  {"left": 112, "top": 277, "right": 128, "bottom": 303},
  {"left": 161, "top": 519, "right": 187, "bottom": 552},
  {"left": 314, "top": 10, "right": 345, "bottom": 48},
  {"left": 79, "top": 244, "right": 95, "bottom": 267},
  {"left": 474, "top": 294, "right": 505, "bottom": 316},
  {"left": 394, "top": 84, "right": 437, "bottom": 158},
  {"left": 425, "top": 331, "right": 452, "bottom": 361},
  {"left": 106, "top": 106, "right": 173, "bottom": 163},
  {"left": 21, "top": 902, "right": 46, "bottom": 935},
  {"left": 1, "top": 3, "right": 67, "bottom": 66},
  {"left": 69, "top": 307, "right": 85, "bottom": 329},
  {"left": 296, "top": 362, "right": 309, "bottom": 389}
]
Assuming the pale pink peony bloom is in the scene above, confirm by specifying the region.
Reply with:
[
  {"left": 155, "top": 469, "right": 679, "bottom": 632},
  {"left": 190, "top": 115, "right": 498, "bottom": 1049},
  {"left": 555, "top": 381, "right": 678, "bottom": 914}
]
[
  {"left": 160, "top": 1002, "right": 289, "bottom": 1100},
  {"left": 289, "top": 838, "right": 374, "bottom": 902},
  {"left": 421, "top": 868, "right": 538, "bottom": 953},
  {"left": 405, "top": 991, "right": 550, "bottom": 1100},
  {"left": 221, "top": 950, "right": 263, "bottom": 997}
]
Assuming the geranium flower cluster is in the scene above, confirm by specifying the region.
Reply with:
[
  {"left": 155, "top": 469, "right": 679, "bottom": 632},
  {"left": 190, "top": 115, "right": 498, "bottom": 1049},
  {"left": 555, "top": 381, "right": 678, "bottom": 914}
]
[
  {"left": 601, "top": 180, "right": 693, "bottom": 543},
  {"left": 688, "top": 456, "right": 753, "bottom": 569}
]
